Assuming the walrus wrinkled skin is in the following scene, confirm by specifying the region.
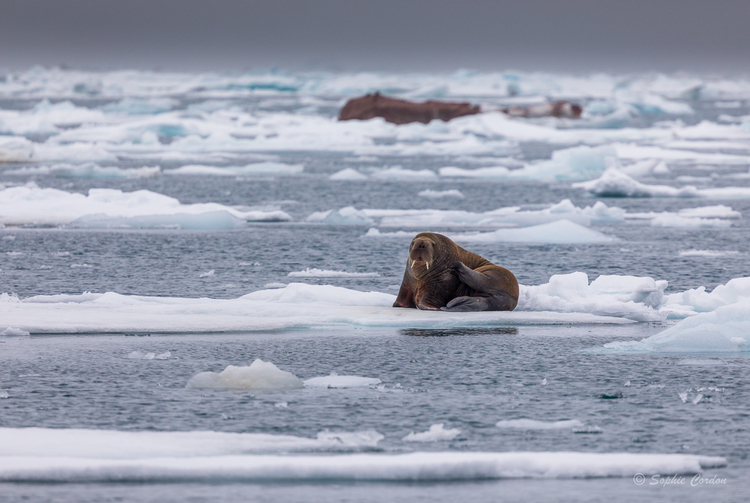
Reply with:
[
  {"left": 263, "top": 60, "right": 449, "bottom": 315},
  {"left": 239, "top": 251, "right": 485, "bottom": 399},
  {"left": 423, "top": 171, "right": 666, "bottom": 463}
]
[{"left": 393, "top": 233, "right": 519, "bottom": 312}]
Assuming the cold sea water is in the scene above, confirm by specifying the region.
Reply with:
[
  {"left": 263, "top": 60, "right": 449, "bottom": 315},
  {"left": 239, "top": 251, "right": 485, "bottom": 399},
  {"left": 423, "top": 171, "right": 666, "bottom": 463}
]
[{"left": 1, "top": 69, "right": 750, "bottom": 502}]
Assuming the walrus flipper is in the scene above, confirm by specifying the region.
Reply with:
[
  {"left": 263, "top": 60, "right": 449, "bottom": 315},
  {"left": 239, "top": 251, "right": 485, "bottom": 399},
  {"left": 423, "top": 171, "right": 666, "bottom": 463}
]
[{"left": 443, "top": 261, "right": 518, "bottom": 312}]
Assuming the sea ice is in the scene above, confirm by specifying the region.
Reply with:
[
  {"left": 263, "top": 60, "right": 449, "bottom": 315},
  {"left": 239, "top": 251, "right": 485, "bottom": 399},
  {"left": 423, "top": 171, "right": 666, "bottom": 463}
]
[
  {"left": 306, "top": 207, "right": 374, "bottom": 225},
  {"left": 303, "top": 374, "right": 381, "bottom": 388},
  {"left": 440, "top": 145, "right": 616, "bottom": 182},
  {"left": 0, "top": 450, "right": 724, "bottom": 482},
  {"left": 6, "top": 163, "right": 160, "bottom": 179},
  {"left": 448, "top": 220, "right": 616, "bottom": 245},
  {"left": 495, "top": 419, "right": 584, "bottom": 430},
  {"left": 288, "top": 268, "right": 380, "bottom": 278},
  {"left": 369, "top": 166, "right": 438, "bottom": 181},
  {"left": 402, "top": 424, "right": 461, "bottom": 442},
  {"left": 0, "top": 427, "right": 383, "bottom": 459},
  {"left": 417, "top": 189, "right": 465, "bottom": 199},
  {"left": 600, "top": 299, "right": 750, "bottom": 353},
  {"left": 574, "top": 168, "right": 750, "bottom": 199},
  {"left": 186, "top": 359, "right": 304, "bottom": 390},
  {"left": 329, "top": 168, "right": 368, "bottom": 181},
  {"left": 1, "top": 327, "right": 30, "bottom": 337},
  {"left": 0, "top": 186, "right": 291, "bottom": 228},
  {"left": 166, "top": 162, "right": 303, "bottom": 176}
]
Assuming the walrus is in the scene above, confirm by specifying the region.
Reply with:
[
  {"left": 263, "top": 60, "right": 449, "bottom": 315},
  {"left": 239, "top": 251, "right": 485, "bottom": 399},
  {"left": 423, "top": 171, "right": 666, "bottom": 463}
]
[{"left": 393, "top": 232, "right": 519, "bottom": 312}]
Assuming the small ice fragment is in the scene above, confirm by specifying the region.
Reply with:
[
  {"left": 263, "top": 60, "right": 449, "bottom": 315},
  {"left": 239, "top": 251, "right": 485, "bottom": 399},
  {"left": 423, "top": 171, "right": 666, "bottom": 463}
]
[
  {"left": 199, "top": 270, "right": 215, "bottom": 278},
  {"left": 143, "top": 352, "right": 156, "bottom": 360},
  {"left": 624, "top": 380, "right": 631, "bottom": 387},
  {"left": 402, "top": 423, "right": 461, "bottom": 442},
  {"left": 1, "top": 327, "right": 30, "bottom": 337},
  {"left": 303, "top": 375, "right": 381, "bottom": 388},
  {"left": 731, "top": 337, "right": 746, "bottom": 346},
  {"left": 274, "top": 402, "right": 288, "bottom": 409},
  {"left": 692, "top": 394, "right": 703, "bottom": 404},
  {"left": 154, "top": 351, "right": 171, "bottom": 360},
  {"left": 127, "top": 351, "right": 144, "bottom": 359},
  {"left": 541, "top": 378, "right": 547, "bottom": 385},
  {"left": 186, "top": 359, "right": 304, "bottom": 390},
  {"left": 0, "top": 391, "right": 9, "bottom": 399},
  {"left": 679, "top": 392, "right": 688, "bottom": 403}
]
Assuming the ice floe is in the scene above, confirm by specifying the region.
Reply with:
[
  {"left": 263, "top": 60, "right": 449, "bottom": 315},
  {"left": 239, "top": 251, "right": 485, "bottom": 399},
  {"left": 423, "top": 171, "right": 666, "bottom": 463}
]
[
  {"left": 574, "top": 168, "right": 750, "bottom": 198},
  {"left": 0, "top": 449, "right": 726, "bottom": 482},
  {"left": 288, "top": 268, "right": 380, "bottom": 278},
  {"left": 347, "top": 199, "right": 625, "bottom": 229},
  {"left": 6, "top": 163, "right": 160, "bottom": 179},
  {"left": 448, "top": 220, "right": 616, "bottom": 244},
  {"left": 165, "top": 162, "right": 303, "bottom": 176},
  {"left": 439, "top": 146, "right": 615, "bottom": 182},
  {"left": 418, "top": 189, "right": 465, "bottom": 199},
  {"left": 495, "top": 419, "right": 584, "bottom": 430},
  {"left": 0, "top": 427, "right": 384, "bottom": 459},
  {"left": 402, "top": 424, "right": 461, "bottom": 442},
  {"left": 329, "top": 168, "right": 368, "bottom": 181},
  {"left": 303, "top": 374, "right": 382, "bottom": 388},
  {"left": 679, "top": 250, "right": 741, "bottom": 258},
  {"left": 0, "top": 186, "right": 291, "bottom": 229},
  {"left": 186, "top": 359, "right": 304, "bottom": 390}
]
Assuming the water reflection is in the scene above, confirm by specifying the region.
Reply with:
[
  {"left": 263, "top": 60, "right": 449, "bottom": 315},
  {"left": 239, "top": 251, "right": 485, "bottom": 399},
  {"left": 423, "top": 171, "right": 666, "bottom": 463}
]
[{"left": 400, "top": 327, "right": 518, "bottom": 337}]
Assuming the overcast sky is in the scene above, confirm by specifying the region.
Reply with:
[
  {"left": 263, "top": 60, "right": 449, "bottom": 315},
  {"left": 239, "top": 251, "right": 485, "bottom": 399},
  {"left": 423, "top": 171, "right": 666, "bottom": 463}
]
[{"left": 1, "top": 0, "right": 748, "bottom": 73}]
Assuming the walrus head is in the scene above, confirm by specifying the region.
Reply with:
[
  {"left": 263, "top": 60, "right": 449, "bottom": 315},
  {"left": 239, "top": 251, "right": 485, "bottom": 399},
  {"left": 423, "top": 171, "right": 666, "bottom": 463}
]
[{"left": 408, "top": 234, "right": 438, "bottom": 276}]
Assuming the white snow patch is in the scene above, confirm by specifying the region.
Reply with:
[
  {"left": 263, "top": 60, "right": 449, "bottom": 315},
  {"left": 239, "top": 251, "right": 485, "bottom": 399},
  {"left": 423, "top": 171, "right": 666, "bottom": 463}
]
[
  {"left": 306, "top": 207, "right": 374, "bottom": 225},
  {"left": 402, "top": 424, "right": 461, "bottom": 442}
]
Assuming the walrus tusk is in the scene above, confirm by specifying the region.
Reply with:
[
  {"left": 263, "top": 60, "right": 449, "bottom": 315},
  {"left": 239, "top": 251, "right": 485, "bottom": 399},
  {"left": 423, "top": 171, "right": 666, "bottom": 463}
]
[
  {"left": 425, "top": 262, "right": 430, "bottom": 270},
  {"left": 410, "top": 260, "right": 415, "bottom": 268}
]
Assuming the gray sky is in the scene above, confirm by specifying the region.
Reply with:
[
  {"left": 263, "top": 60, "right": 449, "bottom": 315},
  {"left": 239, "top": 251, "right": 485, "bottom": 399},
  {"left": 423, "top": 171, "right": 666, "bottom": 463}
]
[{"left": 1, "top": 0, "right": 748, "bottom": 73}]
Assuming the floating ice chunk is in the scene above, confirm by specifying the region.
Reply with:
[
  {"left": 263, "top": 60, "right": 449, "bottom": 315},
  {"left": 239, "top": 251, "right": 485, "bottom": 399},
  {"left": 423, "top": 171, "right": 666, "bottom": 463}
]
[
  {"left": 573, "top": 168, "right": 698, "bottom": 197},
  {"left": 370, "top": 167, "right": 438, "bottom": 181},
  {"left": 303, "top": 374, "right": 381, "bottom": 388},
  {"left": 495, "top": 419, "right": 584, "bottom": 430},
  {"left": 0, "top": 391, "right": 8, "bottom": 399},
  {"left": 363, "top": 228, "right": 414, "bottom": 238},
  {"left": 614, "top": 143, "right": 750, "bottom": 165},
  {"left": 7, "top": 163, "right": 160, "bottom": 179},
  {"left": 402, "top": 424, "right": 461, "bottom": 442},
  {"left": 678, "top": 359, "right": 728, "bottom": 366},
  {"left": 693, "top": 394, "right": 704, "bottom": 404},
  {"left": 199, "top": 270, "right": 215, "bottom": 278},
  {"left": 306, "top": 207, "right": 374, "bottom": 225},
  {"left": 678, "top": 205, "right": 741, "bottom": 219},
  {"left": 154, "top": 351, "right": 171, "bottom": 360},
  {"left": 601, "top": 299, "right": 750, "bottom": 353},
  {"left": 519, "top": 272, "right": 667, "bottom": 321},
  {"left": 288, "top": 268, "right": 380, "bottom": 278},
  {"left": 127, "top": 351, "right": 155, "bottom": 360},
  {"left": 166, "top": 162, "right": 303, "bottom": 176},
  {"left": 730, "top": 337, "right": 746, "bottom": 345},
  {"left": 418, "top": 189, "right": 465, "bottom": 199},
  {"left": 101, "top": 98, "right": 179, "bottom": 115},
  {"left": 186, "top": 359, "right": 304, "bottom": 390},
  {"left": 0, "top": 427, "right": 383, "bottom": 459},
  {"left": 650, "top": 215, "right": 732, "bottom": 228},
  {"left": 1, "top": 327, "right": 30, "bottom": 337},
  {"left": 619, "top": 160, "right": 670, "bottom": 178},
  {"left": 661, "top": 277, "right": 750, "bottom": 316},
  {"left": 440, "top": 146, "right": 616, "bottom": 182},
  {"left": 329, "top": 168, "right": 368, "bottom": 181},
  {"left": 0, "top": 186, "right": 291, "bottom": 228},
  {"left": 449, "top": 220, "right": 616, "bottom": 244},
  {"left": 0, "top": 450, "right": 726, "bottom": 482}
]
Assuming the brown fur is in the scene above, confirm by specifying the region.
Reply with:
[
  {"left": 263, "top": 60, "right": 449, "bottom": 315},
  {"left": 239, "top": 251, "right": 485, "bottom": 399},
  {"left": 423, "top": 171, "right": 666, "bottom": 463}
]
[{"left": 393, "top": 232, "right": 519, "bottom": 311}]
